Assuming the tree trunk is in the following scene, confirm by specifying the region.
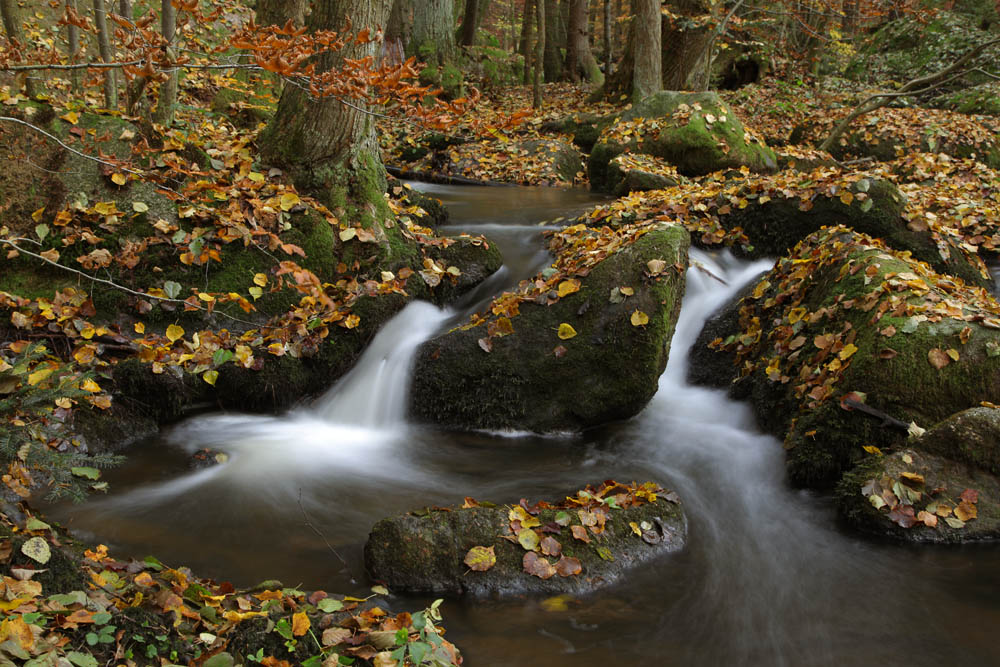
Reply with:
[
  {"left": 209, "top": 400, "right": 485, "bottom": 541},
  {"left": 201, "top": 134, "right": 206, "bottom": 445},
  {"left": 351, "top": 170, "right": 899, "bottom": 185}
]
[
  {"left": 92, "top": 0, "right": 117, "bottom": 109},
  {"left": 543, "top": 0, "right": 563, "bottom": 81},
  {"left": 65, "top": 0, "right": 81, "bottom": 92},
  {"left": 410, "top": 0, "right": 455, "bottom": 66},
  {"left": 257, "top": 0, "right": 307, "bottom": 27},
  {"left": 566, "top": 0, "right": 603, "bottom": 84},
  {"left": 260, "top": 0, "right": 394, "bottom": 230},
  {"left": 520, "top": 0, "right": 535, "bottom": 83},
  {"left": 460, "top": 0, "right": 478, "bottom": 45},
  {"left": 1, "top": 0, "right": 38, "bottom": 97},
  {"left": 533, "top": 0, "right": 545, "bottom": 108},
  {"left": 152, "top": 0, "right": 177, "bottom": 125},
  {"left": 603, "top": 0, "right": 612, "bottom": 77},
  {"left": 631, "top": 0, "right": 661, "bottom": 100},
  {"left": 118, "top": 0, "right": 131, "bottom": 18}
]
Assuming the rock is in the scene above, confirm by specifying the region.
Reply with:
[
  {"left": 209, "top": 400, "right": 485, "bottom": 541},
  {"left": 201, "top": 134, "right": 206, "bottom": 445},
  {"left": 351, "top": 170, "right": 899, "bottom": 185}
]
[
  {"left": 423, "top": 235, "right": 504, "bottom": 305},
  {"left": 836, "top": 448, "right": 1000, "bottom": 543},
  {"left": 410, "top": 223, "right": 690, "bottom": 433},
  {"left": 915, "top": 407, "right": 1000, "bottom": 477},
  {"left": 606, "top": 153, "right": 681, "bottom": 196},
  {"left": 364, "top": 481, "right": 686, "bottom": 595},
  {"left": 688, "top": 225, "right": 1000, "bottom": 488},
  {"left": 539, "top": 112, "right": 617, "bottom": 151},
  {"left": 387, "top": 176, "right": 449, "bottom": 227},
  {"left": 720, "top": 177, "right": 990, "bottom": 288},
  {"left": 588, "top": 91, "right": 777, "bottom": 192}
]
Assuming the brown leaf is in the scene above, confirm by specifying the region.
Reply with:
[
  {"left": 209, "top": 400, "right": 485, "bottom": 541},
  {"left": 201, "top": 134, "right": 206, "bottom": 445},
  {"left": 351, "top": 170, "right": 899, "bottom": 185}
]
[
  {"left": 570, "top": 525, "right": 591, "bottom": 543},
  {"left": 522, "top": 552, "right": 556, "bottom": 579},
  {"left": 540, "top": 536, "right": 562, "bottom": 558},
  {"left": 554, "top": 556, "right": 582, "bottom": 577},
  {"left": 955, "top": 500, "right": 977, "bottom": 522},
  {"left": 463, "top": 545, "right": 496, "bottom": 572},
  {"left": 960, "top": 488, "right": 979, "bottom": 504},
  {"left": 927, "top": 348, "right": 950, "bottom": 369}
]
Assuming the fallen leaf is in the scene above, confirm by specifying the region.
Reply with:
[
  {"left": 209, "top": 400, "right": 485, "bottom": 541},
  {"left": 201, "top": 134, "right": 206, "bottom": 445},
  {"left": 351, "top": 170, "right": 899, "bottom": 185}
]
[
  {"left": 557, "top": 323, "right": 577, "bottom": 339},
  {"left": 463, "top": 546, "right": 496, "bottom": 572},
  {"left": 522, "top": 552, "right": 556, "bottom": 579},
  {"left": 630, "top": 310, "right": 649, "bottom": 327}
]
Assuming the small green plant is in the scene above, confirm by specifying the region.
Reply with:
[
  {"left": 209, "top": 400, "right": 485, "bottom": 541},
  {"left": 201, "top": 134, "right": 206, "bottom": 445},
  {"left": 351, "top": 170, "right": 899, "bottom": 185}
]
[{"left": 85, "top": 612, "right": 116, "bottom": 646}]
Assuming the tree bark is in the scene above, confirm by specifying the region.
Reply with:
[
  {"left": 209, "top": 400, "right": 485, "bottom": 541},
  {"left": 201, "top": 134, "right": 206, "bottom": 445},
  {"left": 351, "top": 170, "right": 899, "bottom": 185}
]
[
  {"left": 631, "top": 0, "right": 661, "bottom": 100},
  {"left": 152, "top": 0, "right": 177, "bottom": 125},
  {"left": 533, "top": 0, "right": 545, "bottom": 108},
  {"left": 260, "top": 0, "right": 394, "bottom": 224},
  {"left": 410, "top": 0, "right": 456, "bottom": 66},
  {"left": 460, "top": 0, "right": 479, "bottom": 45},
  {"left": 603, "top": 0, "right": 612, "bottom": 77},
  {"left": 520, "top": 0, "right": 535, "bottom": 83},
  {"left": 543, "top": 0, "right": 563, "bottom": 81},
  {"left": 1, "top": 0, "right": 38, "bottom": 97},
  {"left": 65, "top": 0, "right": 81, "bottom": 92},
  {"left": 257, "top": 0, "right": 307, "bottom": 27},
  {"left": 566, "top": 0, "right": 603, "bottom": 84},
  {"left": 118, "top": 0, "right": 131, "bottom": 18},
  {"left": 92, "top": 0, "right": 117, "bottom": 109}
]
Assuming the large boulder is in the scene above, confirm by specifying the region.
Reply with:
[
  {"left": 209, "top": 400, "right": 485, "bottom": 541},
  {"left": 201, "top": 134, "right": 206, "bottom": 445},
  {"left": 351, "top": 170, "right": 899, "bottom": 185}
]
[
  {"left": 588, "top": 91, "right": 777, "bottom": 192},
  {"left": 364, "top": 481, "right": 686, "bottom": 595},
  {"left": 689, "top": 225, "right": 1000, "bottom": 489},
  {"left": 410, "top": 222, "right": 690, "bottom": 433}
]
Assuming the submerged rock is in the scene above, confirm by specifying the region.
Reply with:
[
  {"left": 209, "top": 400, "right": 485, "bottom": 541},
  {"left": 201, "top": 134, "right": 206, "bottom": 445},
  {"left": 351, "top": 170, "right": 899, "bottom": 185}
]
[
  {"left": 410, "top": 223, "right": 689, "bottom": 433},
  {"left": 364, "top": 481, "right": 686, "bottom": 595},
  {"left": 588, "top": 91, "right": 777, "bottom": 192},
  {"left": 689, "top": 226, "right": 1000, "bottom": 490}
]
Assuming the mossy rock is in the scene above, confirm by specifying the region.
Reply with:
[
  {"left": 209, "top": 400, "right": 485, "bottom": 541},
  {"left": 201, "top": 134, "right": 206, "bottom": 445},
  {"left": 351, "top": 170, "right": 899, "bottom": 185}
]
[
  {"left": 539, "top": 112, "right": 618, "bottom": 152},
  {"left": 424, "top": 235, "right": 503, "bottom": 304},
  {"left": 914, "top": 406, "right": 1000, "bottom": 477},
  {"left": 410, "top": 224, "right": 689, "bottom": 433},
  {"left": 836, "top": 448, "right": 1000, "bottom": 543},
  {"left": 606, "top": 154, "right": 681, "bottom": 197},
  {"left": 364, "top": 484, "right": 686, "bottom": 595},
  {"left": 588, "top": 91, "right": 777, "bottom": 192},
  {"left": 721, "top": 177, "right": 991, "bottom": 288},
  {"left": 931, "top": 83, "right": 1000, "bottom": 117},
  {"left": 688, "top": 226, "right": 1000, "bottom": 489}
]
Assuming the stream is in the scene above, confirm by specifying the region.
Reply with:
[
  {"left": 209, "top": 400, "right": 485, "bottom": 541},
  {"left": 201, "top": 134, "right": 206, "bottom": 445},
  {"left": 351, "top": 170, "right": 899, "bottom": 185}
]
[{"left": 49, "top": 185, "right": 1000, "bottom": 666}]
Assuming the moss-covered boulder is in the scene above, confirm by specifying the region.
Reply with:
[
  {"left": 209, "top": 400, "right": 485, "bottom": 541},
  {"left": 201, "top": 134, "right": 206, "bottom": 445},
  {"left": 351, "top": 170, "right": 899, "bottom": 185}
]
[
  {"left": 689, "top": 225, "right": 1000, "bottom": 489},
  {"left": 588, "top": 91, "right": 777, "bottom": 192},
  {"left": 410, "top": 223, "right": 689, "bottom": 433},
  {"left": 364, "top": 481, "right": 685, "bottom": 595},
  {"left": 539, "top": 112, "right": 617, "bottom": 152},
  {"left": 836, "top": 448, "right": 1000, "bottom": 543},
  {"left": 720, "top": 176, "right": 990, "bottom": 288},
  {"left": 913, "top": 406, "right": 1000, "bottom": 477},
  {"left": 932, "top": 82, "right": 1000, "bottom": 117}
]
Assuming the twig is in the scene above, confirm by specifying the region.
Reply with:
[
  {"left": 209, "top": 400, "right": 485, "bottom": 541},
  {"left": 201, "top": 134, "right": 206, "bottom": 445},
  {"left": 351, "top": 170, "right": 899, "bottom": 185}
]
[{"left": 298, "top": 489, "right": 354, "bottom": 583}]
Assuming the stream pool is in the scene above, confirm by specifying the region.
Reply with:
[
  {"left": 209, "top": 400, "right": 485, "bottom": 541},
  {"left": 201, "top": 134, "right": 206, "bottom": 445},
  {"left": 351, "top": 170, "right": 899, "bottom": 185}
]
[{"left": 49, "top": 184, "right": 1000, "bottom": 666}]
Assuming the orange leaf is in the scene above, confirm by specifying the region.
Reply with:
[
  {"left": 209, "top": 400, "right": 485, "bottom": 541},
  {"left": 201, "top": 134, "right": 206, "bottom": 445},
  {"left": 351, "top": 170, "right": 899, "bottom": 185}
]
[{"left": 292, "top": 611, "right": 310, "bottom": 637}]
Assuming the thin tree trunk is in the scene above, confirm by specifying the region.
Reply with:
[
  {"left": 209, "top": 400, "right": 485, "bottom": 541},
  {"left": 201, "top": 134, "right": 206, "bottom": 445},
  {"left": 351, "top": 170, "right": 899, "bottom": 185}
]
[
  {"left": 533, "top": 0, "right": 545, "bottom": 107},
  {"left": 1, "top": 0, "right": 38, "bottom": 97},
  {"left": 118, "top": 0, "right": 131, "bottom": 18},
  {"left": 520, "top": 0, "right": 535, "bottom": 83},
  {"left": 543, "top": 0, "right": 562, "bottom": 81},
  {"left": 65, "top": 0, "right": 81, "bottom": 92},
  {"left": 604, "top": 0, "right": 611, "bottom": 77},
  {"left": 460, "top": 0, "right": 478, "bottom": 45},
  {"left": 92, "top": 0, "right": 117, "bottom": 109},
  {"left": 566, "top": 0, "right": 603, "bottom": 84},
  {"left": 152, "top": 0, "right": 177, "bottom": 125},
  {"left": 631, "top": 0, "right": 660, "bottom": 100}
]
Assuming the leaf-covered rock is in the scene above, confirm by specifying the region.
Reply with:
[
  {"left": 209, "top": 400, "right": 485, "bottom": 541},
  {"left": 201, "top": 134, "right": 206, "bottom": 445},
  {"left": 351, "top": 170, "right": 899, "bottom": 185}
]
[
  {"left": 588, "top": 91, "right": 777, "bottom": 192},
  {"left": 364, "top": 481, "right": 685, "bottom": 595},
  {"left": 410, "top": 223, "right": 689, "bottom": 433},
  {"left": 689, "top": 225, "right": 1000, "bottom": 488}
]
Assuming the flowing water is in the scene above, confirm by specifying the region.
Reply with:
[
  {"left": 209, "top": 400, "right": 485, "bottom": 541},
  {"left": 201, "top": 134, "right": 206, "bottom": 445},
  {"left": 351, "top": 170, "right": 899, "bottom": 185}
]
[{"left": 49, "top": 185, "right": 1000, "bottom": 666}]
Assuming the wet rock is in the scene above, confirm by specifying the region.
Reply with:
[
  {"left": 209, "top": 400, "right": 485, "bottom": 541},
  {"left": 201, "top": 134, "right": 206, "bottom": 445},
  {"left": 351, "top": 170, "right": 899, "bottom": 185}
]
[
  {"left": 914, "top": 407, "right": 1000, "bottom": 477},
  {"left": 423, "top": 235, "right": 503, "bottom": 305},
  {"left": 588, "top": 91, "right": 777, "bottom": 192},
  {"left": 837, "top": 448, "right": 1000, "bottom": 543},
  {"left": 539, "top": 112, "right": 617, "bottom": 151},
  {"left": 410, "top": 223, "right": 689, "bottom": 433},
  {"left": 606, "top": 153, "right": 681, "bottom": 196},
  {"left": 688, "top": 225, "right": 1000, "bottom": 489},
  {"left": 364, "top": 481, "right": 686, "bottom": 595}
]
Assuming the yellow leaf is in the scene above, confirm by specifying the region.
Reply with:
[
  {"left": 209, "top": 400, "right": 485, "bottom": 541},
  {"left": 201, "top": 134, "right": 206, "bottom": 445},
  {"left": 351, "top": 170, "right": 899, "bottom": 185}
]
[
  {"left": 132, "top": 201, "right": 149, "bottom": 213},
  {"left": 339, "top": 228, "right": 357, "bottom": 242},
  {"left": 203, "top": 370, "right": 218, "bottom": 386},
  {"left": 557, "top": 323, "right": 577, "bottom": 339},
  {"left": 253, "top": 273, "right": 268, "bottom": 287},
  {"left": 198, "top": 293, "right": 215, "bottom": 302},
  {"left": 248, "top": 172, "right": 265, "bottom": 184},
  {"left": 268, "top": 343, "right": 286, "bottom": 356},
  {"left": 862, "top": 445, "right": 883, "bottom": 456},
  {"left": 839, "top": 191, "right": 854, "bottom": 206},
  {"left": 630, "top": 310, "right": 649, "bottom": 326},
  {"left": 134, "top": 322, "right": 145, "bottom": 334},
  {"left": 557, "top": 279, "right": 581, "bottom": 298},
  {"left": 248, "top": 286, "right": 263, "bottom": 300},
  {"left": 166, "top": 324, "right": 184, "bottom": 343},
  {"left": 629, "top": 521, "right": 642, "bottom": 537},
  {"left": 60, "top": 110, "right": 79, "bottom": 124},
  {"left": 93, "top": 201, "right": 116, "bottom": 216},
  {"left": 946, "top": 348, "right": 960, "bottom": 362},
  {"left": 620, "top": 286, "right": 634, "bottom": 296},
  {"left": 80, "top": 379, "right": 102, "bottom": 393},
  {"left": 838, "top": 343, "right": 858, "bottom": 360},
  {"left": 80, "top": 326, "right": 96, "bottom": 340},
  {"left": 752, "top": 280, "right": 771, "bottom": 299},
  {"left": 343, "top": 314, "right": 360, "bottom": 329},
  {"left": 111, "top": 173, "right": 127, "bottom": 186},
  {"left": 279, "top": 192, "right": 301, "bottom": 211},
  {"left": 27, "top": 368, "right": 54, "bottom": 386},
  {"left": 31, "top": 206, "right": 45, "bottom": 222},
  {"left": 292, "top": 611, "right": 310, "bottom": 637}
]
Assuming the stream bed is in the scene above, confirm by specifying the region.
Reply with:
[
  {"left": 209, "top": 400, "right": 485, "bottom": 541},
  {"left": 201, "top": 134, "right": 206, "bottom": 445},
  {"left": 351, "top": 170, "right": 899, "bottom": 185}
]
[{"left": 49, "top": 184, "right": 1000, "bottom": 666}]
